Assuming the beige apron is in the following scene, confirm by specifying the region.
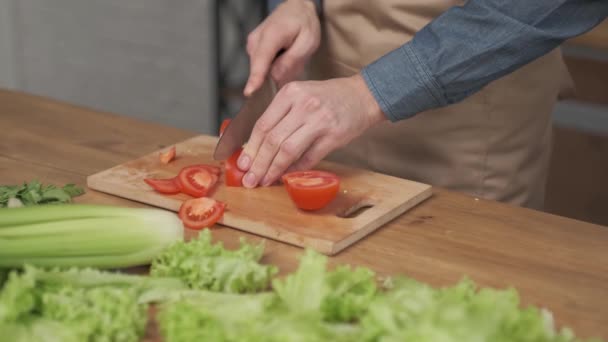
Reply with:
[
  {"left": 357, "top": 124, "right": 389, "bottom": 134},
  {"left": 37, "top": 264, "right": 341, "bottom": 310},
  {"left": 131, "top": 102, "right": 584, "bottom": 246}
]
[{"left": 309, "top": 0, "right": 573, "bottom": 209}]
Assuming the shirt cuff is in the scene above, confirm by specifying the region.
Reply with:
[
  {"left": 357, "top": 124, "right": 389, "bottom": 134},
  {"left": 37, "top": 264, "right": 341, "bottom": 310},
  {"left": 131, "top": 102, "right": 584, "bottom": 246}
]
[{"left": 361, "top": 43, "right": 447, "bottom": 122}]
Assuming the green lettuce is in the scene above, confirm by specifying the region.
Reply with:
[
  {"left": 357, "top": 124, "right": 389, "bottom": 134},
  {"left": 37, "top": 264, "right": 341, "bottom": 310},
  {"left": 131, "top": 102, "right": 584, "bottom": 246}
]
[
  {"left": 158, "top": 291, "right": 280, "bottom": 341},
  {"left": 0, "top": 318, "right": 80, "bottom": 342},
  {"left": 273, "top": 249, "right": 377, "bottom": 322},
  {"left": 0, "top": 265, "right": 184, "bottom": 342},
  {"left": 360, "top": 276, "right": 590, "bottom": 342},
  {"left": 151, "top": 229, "right": 277, "bottom": 293},
  {"left": 0, "top": 269, "right": 7, "bottom": 289},
  {"left": 158, "top": 290, "right": 360, "bottom": 342}
]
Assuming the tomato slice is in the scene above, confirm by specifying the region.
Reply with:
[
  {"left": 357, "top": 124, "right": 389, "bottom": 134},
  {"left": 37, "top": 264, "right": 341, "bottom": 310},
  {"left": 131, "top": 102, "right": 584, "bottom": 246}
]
[
  {"left": 183, "top": 164, "right": 221, "bottom": 176},
  {"left": 224, "top": 148, "right": 246, "bottom": 187},
  {"left": 219, "top": 119, "right": 231, "bottom": 137},
  {"left": 144, "top": 177, "right": 181, "bottom": 194},
  {"left": 179, "top": 197, "right": 226, "bottom": 230},
  {"left": 159, "top": 146, "right": 176, "bottom": 164},
  {"left": 282, "top": 170, "right": 340, "bottom": 210},
  {"left": 177, "top": 166, "right": 218, "bottom": 198}
]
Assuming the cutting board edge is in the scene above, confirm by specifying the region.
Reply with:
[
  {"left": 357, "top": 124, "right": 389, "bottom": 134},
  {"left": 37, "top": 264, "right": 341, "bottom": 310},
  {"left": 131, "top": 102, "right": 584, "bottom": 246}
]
[
  {"left": 218, "top": 216, "right": 337, "bottom": 254},
  {"left": 330, "top": 185, "right": 434, "bottom": 255}
]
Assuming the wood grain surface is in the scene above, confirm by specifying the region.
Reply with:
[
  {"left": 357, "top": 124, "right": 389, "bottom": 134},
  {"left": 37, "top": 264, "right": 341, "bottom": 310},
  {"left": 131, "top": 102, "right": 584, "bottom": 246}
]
[
  {"left": 1, "top": 88, "right": 607, "bottom": 340},
  {"left": 87, "top": 135, "right": 431, "bottom": 254}
]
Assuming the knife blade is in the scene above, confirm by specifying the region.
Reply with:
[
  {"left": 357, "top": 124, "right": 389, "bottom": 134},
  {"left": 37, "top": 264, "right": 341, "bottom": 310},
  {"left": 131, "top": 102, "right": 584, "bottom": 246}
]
[{"left": 213, "top": 77, "right": 278, "bottom": 160}]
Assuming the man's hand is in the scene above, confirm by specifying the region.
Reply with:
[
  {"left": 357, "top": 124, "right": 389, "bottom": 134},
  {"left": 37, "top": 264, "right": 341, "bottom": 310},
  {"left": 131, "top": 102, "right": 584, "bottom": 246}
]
[
  {"left": 244, "top": 0, "right": 320, "bottom": 95},
  {"left": 237, "top": 74, "right": 387, "bottom": 188}
]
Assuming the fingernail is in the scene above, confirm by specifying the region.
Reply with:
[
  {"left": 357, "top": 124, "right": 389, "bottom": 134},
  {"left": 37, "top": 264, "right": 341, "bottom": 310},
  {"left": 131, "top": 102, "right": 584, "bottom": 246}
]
[
  {"left": 237, "top": 154, "right": 251, "bottom": 171},
  {"left": 243, "top": 172, "right": 256, "bottom": 188}
]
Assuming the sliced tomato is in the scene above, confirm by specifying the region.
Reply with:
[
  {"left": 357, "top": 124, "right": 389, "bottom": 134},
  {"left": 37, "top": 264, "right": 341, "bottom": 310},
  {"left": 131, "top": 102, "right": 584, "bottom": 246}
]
[
  {"left": 179, "top": 197, "right": 226, "bottom": 230},
  {"left": 177, "top": 166, "right": 218, "bottom": 198},
  {"left": 159, "top": 146, "right": 176, "bottom": 164},
  {"left": 282, "top": 170, "right": 340, "bottom": 210},
  {"left": 219, "top": 119, "right": 231, "bottom": 136},
  {"left": 182, "top": 164, "right": 221, "bottom": 176},
  {"left": 144, "top": 177, "right": 181, "bottom": 194},
  {"left": 224, "top": 148, "right": 246, "bottom": 187}
]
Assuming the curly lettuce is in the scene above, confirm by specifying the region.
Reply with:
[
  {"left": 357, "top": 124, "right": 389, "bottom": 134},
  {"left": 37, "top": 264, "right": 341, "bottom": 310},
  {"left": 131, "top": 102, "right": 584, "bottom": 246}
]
[
  {"left": 0, "top": 265, "right": 183, "bottom": 342},
  {"left": 360, "top": 277, "right": 593, "bottom": 342},
  {"left": 158, "top": 290, "right": 360, "bottom": 342},
  {"left": 151, "top": 229, "right": 277, "bottom": 293},
  {"left": 273, "top": 249, "right": 377, "bottom": 322}
]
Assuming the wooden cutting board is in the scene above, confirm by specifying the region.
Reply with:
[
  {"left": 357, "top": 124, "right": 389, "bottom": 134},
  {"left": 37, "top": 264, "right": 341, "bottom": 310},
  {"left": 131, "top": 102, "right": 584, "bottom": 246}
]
[{"left": 87, "top": 135, "right": 432, "bottom": 255}]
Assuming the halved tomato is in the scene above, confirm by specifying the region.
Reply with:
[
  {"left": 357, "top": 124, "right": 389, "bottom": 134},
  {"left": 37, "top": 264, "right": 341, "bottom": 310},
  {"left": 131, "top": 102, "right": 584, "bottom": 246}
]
[
  {"left": 177, "top": 166, "right": 218, "bottom": 198},
  {"left": 224, "top": 148, "right": 246, "bottom": 187},
  {"left": 179, "top": 197, "right": 226, "bottom": 230},
  {"left": 159, "top": 146, "right": 176, "bottom": 164},
  {"left": 144, "top": 177, "right": 181, "bottom": 194},
  {"left": 282, "top": 170, "right": 340, "bottom": 210},
  {"left": 219, "top": 119, "right": 231, "bottom": 136}
]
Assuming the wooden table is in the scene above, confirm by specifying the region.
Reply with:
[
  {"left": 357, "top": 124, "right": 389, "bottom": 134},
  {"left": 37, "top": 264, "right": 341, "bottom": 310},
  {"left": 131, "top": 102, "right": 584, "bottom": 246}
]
[{"left": 1, "top": 88, "right": 607, "bottom": 340}]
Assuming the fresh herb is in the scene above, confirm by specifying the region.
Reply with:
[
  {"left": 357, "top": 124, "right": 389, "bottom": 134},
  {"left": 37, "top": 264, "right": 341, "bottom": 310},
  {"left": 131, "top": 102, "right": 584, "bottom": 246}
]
[{"left": 0, "top": 181, "right": 85, "bottom": 208}]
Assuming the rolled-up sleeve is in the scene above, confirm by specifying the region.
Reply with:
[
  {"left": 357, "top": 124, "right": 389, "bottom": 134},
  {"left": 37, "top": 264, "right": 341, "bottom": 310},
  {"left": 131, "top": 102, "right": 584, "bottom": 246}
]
[{"left": 362, "top": 0, "right": 608, "bottom": 122}]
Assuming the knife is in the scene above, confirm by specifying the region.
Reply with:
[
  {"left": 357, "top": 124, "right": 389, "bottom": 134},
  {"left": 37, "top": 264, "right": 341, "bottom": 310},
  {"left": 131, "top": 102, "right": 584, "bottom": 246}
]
[{"left": 213, "top": 76, "right": 278, "bottom": 160}]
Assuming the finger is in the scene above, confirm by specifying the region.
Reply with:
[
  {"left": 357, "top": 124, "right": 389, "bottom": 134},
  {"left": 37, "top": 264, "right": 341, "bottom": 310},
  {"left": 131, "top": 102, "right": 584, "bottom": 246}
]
[
  {"left": 286, "top": 137, "right": 336, "bottom": 173},
  {"left": 242, "top": 110, "right": 307, "bottom": 188},
  {"left": 244, "top": 31, "right": 293, "bottom": 96},
  {"left": 237, "top": 84, "right": 297, "bottom": 172},
  {"left": 270, "top": 32, "right": 316, "bottom": 86},
  {"left": 245, "top": 27, "right": 261, "bottom": 57},
  {"left": 259, "top": 123, "right": 321, "bottom": 186}
]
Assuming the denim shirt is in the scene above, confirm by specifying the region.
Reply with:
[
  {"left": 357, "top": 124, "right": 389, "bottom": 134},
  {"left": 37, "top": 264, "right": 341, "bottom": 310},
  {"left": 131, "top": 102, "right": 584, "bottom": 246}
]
[{"left": 268, "top": 0, "right": 608, "bottom": 121}]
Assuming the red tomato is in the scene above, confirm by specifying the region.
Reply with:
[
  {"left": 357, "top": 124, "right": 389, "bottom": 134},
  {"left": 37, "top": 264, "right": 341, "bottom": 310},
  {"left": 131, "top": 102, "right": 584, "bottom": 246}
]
[
  {"left": 282, "top": 171, "right": 340, "bottom": 210},
  {"left": 224, "top": 148, "right": 246, "bottom": 187},
  {"left": 179, "top": 197, "right": 226, "bottom": 230},
  {"left": 177, "top": 166, "right": 218, "bottom": 198},
  {"left": 219, "top": 119, "right": 231, "bottom": 136},
  {"left": 159, "top": 146, "right": 176, "bottom": 164},
  {"left": 144, "top": 177, "right": 181, "bottom": 194},
  {"left": 185, "top": 164, "right": 221, "bottom": 176}
]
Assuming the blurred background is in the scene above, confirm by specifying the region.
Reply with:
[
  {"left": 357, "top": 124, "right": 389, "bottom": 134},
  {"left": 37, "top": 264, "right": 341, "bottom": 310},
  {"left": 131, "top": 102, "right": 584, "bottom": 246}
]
[{"left": 0, "top": 1, "right": 606, "bottom": 225}]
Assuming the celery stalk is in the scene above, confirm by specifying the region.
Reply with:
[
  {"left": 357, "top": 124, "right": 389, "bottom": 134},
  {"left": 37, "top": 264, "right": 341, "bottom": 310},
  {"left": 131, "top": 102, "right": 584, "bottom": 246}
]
[{"left": 0, "top": 204, "right": 183, "bottom": 269}]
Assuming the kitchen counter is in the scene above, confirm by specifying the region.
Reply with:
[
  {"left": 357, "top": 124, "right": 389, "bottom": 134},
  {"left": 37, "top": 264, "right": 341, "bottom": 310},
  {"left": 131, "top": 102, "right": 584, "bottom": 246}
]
[{"left": 1, "top": 88, "right": 607, "bottom": 340}]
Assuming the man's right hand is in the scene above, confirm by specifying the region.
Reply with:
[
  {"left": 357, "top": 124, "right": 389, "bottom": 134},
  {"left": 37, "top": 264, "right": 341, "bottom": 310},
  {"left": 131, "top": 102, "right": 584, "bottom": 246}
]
[{"left": 244, "top": 0, "right": 321, "bottom": 96}]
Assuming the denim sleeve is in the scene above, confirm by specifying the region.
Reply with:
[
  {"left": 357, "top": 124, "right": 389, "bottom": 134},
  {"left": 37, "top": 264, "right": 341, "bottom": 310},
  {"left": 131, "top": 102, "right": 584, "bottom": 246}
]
[{"left": 362, "top": 0, "right": 608, "bottom": 122}]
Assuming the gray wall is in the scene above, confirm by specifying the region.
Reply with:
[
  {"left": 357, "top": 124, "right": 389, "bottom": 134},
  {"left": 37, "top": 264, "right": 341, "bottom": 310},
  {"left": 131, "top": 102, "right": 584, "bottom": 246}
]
[{"left": 0, "top": 0, "right": 217, "bottom": 134}]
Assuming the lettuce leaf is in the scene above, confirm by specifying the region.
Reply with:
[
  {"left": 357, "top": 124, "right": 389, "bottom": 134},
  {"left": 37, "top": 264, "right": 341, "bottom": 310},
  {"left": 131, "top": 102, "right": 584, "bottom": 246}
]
[
  {"left": 151, "top": 229, "right": 277, "bottom": 293},
  {"left": 322, "top": 265, "right": 377, "bottom": 322},
  {"left": 360, "top": 276, "right": 591, "bottom": 342},
  {"left": 0, "top": 265, "right": 184, "bottom": 342},
  {"left": 0, "top": 318, "right": 80, "bottom": 342},
  {"left": 158, "top": 291, "right": 279, "bottom": 341},
  {"left": 157, "top": 290, "right": 361, "bottom": 342},
  {"left": 273, "top": 249, "right": 377, "bottom": 322}
]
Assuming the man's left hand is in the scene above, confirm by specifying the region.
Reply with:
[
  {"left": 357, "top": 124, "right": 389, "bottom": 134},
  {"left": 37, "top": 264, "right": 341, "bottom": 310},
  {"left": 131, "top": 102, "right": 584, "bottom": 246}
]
[{"left": 236, "top": 74, "right": 386, "bottom": 188}]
